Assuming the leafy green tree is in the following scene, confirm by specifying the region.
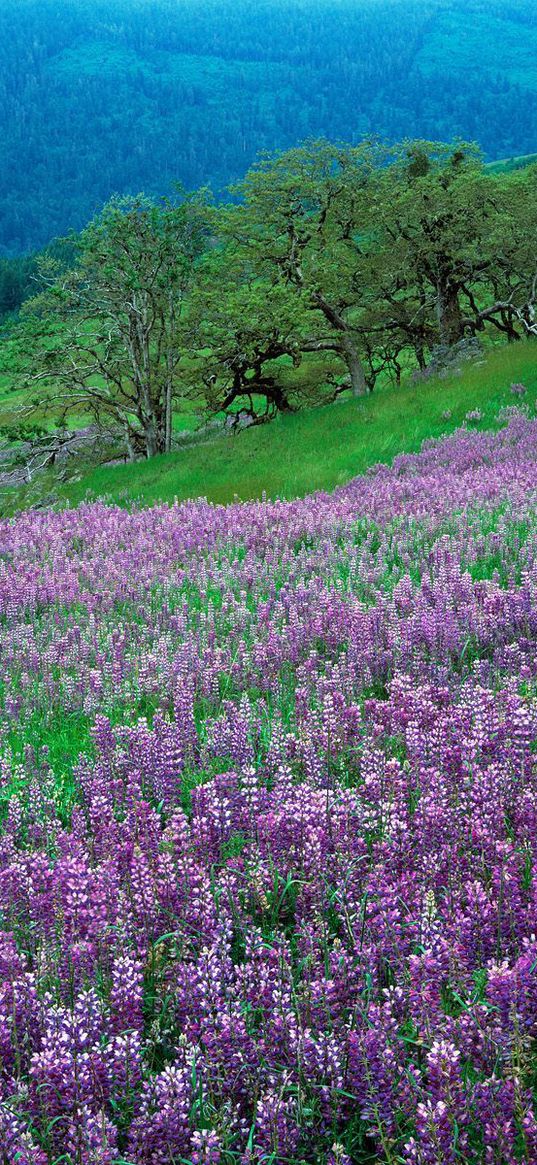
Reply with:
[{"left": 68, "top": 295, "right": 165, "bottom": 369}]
[
  {"left": 7, "top": 137, "right": 537, "bottom": 469},
  {"left": 469, "top": 163, "right": 537, "bottom": 341},
  {"left": 23, "top": 193, "right": 209, "bottom": 459},
  {"left": 221, "top": 141, "right": 382, "bottom": 396},
  {"left": 370, "top": 142, "right": 536, "bottom": 350},
  {"left": 189, "top": 235, "right": 342, "bottom": 422},
  {"left": 192, "top": 282, "right": 302, "bottom": 420}
]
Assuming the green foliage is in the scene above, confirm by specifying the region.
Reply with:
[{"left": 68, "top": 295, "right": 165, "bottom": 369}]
[
  {"left": 0, "top": 420, "right": 48, "bottom": 443},
  {"left": 21, "top": 193, "right": 211, "bottom": 459},
  {"left": 369, "top": 145, "right": 537, "bottom": 349},
  {"left": 204, "top": 142, "right": 537, "bottom": 407},
  {"left": 5, "top": 139, "right": 537, "bottom": 457},
  {"left": 222, "top": 140, "right": 379, "bottom": 396},
  {"left": 0, "top": 236, "right": 80, "bottom": 322},
  {"left": 0, "top": 254, "right": 36, "bottom": 320}
]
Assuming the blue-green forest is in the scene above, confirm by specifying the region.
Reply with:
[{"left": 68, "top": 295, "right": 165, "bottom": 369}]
[{"left": 0, "top": 0, "right": 536, "bottom": 256}]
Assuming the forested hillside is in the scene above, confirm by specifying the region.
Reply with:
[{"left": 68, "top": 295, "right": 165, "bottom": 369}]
[{"left": 1, "top": 0, "right": 536, "bottom": 254}]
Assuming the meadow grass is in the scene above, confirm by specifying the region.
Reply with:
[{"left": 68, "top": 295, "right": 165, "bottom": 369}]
[
  {"left": 488, "top": 152, "right": 537, "bottom": 174},
  {"left": 56, "top": 340, "right": 537, "bottom": 509}
]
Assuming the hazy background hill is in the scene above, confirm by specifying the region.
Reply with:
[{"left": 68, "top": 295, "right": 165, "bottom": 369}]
[{"left": 1, "top": 0, "right": 536, "bottom": 255}]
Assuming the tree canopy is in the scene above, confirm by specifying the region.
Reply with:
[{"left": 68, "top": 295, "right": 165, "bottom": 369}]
[
  {"left": 24, "top": 194, "right": 210, "bottom": 459},
  {"left": 13, "top": 139, "right": 537, "bottom": 460}
]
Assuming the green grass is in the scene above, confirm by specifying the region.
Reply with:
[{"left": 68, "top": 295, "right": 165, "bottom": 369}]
[
  {"left": 48, "top": 341, "right": 537, "bottom": 510},
  {"left": 487, "top": 153, "right": 537, "bottom": 175}
]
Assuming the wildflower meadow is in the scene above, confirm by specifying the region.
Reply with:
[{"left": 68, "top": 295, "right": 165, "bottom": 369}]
[{"left": 2, "top": 411, "right": 537, "bottom": 1163}]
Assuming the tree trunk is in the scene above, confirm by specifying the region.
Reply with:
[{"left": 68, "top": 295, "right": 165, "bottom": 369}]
[
  {"left": 339, "top": 331, "right": 369, "bottom": 396},
  {"left": 311, "top": 291, "right": 369, "bottom": 396},
  {"left": 164, "top": 380, "right": 173, "bottom": 454},
  {"left": 124, "top": 428, "right": 135, "bottom": 463},
  {"left": 414, "top": 342, "right": 426, "bottom": 371},
  {"left": 268, "top": 381, "right": 295, "bottom": 413},
  {"left": 436, "top": 280, "right": 463, "bottom": 346},
  {"left": 143, "top": 418, "right": 159, "bottom": 459},
  {"left": 500, "top": 310, "right": 519, "bottom": 342},
  {"left": 165, "top": 291, "right": 175, "bottom": 454}
]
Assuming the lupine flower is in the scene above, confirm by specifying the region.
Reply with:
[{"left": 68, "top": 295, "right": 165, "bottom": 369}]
[{"left": 0, "top": 416, "right": 535, "bottom": 1158}]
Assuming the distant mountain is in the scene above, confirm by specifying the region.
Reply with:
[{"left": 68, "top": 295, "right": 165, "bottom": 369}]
[{"left": 1, "top": 0, "right": 536, "bottom": 254}]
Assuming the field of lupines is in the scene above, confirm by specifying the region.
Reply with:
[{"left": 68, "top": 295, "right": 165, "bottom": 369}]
[{"left": 3, "top": 409, "right": 537, "bottom": 1163}]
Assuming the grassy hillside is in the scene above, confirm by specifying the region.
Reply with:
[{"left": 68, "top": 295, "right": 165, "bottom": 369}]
[
  {"left": 488, "top": 152, "right": 537, "bottom": 174},
  {"left": 39, "top": 341, "right": 536, "bottom": 510}
]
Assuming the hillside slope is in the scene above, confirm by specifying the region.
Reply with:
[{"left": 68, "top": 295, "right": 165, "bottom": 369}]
[{"left": 53, "top": 342, "right": 537, "bottom": 510}]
